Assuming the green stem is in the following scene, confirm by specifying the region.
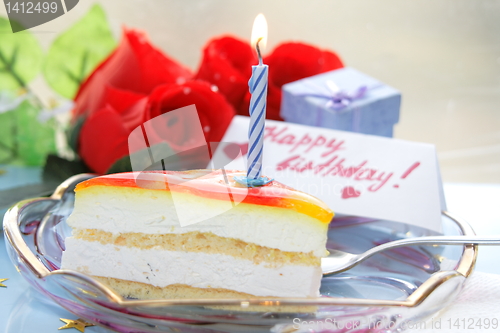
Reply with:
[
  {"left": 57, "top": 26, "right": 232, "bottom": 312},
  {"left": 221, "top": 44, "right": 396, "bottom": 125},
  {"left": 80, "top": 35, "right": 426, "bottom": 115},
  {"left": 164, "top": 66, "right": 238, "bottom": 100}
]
[
  {"left": 0, "top": 46, "right": 27, "bottom": 88},
  {"left": 62, "top": 50, "right": 90, "bottom": 86},
  {"left": 0, "top": 46, "right": 45, "bottom": 161},
  {"left": 0, "top": 140, "right": 16, "bottom": 154},
  {"left": 0, "top": 46, "right": 44, "bottom": 109},
  {"left": 0, "top": 139, "right": 16, "bottom": 163},
  {"left": 63, "top": 66, "right": 82, "bottom": 86},
  {"left": 0, "top": 45, "right": 44, "bottom": 102},
  {"left": 79, "top": 50, "right": 89, "bottom": 83},
  {"left": 59, "top": 50, "right": 89, "bottom": 87}
]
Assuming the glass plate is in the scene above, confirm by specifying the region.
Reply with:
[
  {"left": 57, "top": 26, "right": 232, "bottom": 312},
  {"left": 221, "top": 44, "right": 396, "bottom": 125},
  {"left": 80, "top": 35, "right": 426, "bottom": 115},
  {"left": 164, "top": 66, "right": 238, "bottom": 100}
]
[{"left": 3, "top": 174, "right": 477, "bottom": 333}]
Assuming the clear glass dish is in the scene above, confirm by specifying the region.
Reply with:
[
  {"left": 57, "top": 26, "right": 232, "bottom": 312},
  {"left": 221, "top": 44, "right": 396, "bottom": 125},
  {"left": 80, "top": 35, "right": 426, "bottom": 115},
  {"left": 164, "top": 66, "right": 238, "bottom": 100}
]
[{"left": 3, "top": 174, "right": 477, "bottom": 333}]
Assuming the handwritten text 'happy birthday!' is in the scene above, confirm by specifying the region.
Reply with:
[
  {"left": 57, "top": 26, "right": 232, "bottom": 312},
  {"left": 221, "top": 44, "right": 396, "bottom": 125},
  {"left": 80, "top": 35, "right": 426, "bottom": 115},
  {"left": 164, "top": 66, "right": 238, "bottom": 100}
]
[{"left": 265, "top": 126, "right": 421, "bottom": 192}]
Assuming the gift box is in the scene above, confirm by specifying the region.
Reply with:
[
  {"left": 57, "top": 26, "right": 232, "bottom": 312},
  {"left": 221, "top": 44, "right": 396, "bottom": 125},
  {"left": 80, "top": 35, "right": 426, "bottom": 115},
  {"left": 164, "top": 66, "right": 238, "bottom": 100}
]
[{"left": 281, "top": 67, "right": 401, "bottom": 137}]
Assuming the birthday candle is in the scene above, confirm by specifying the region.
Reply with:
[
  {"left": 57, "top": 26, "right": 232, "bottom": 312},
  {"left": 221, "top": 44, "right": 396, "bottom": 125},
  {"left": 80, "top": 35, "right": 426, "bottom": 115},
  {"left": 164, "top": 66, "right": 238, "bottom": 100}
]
[{"left": 247, "top": 13, "right": 268, "bottom": 180}]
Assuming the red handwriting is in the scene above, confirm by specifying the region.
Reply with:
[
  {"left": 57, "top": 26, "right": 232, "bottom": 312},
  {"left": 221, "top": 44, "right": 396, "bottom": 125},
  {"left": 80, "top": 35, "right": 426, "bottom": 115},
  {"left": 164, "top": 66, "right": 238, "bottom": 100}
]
[
  {"left": 342, "top": 186, "right": 361, "bottom": 199},
  {"left": 265, "top": 126, "right": 346, "bottom": 157},
  {"left": 266, "top": 125, "right": 422, "bottom": 193},
  {"left": 277, "top": 155, "right": 393, "bottom": 192},
  {"left": 401, "top": 162, "right": 420, "bottom": 179}
]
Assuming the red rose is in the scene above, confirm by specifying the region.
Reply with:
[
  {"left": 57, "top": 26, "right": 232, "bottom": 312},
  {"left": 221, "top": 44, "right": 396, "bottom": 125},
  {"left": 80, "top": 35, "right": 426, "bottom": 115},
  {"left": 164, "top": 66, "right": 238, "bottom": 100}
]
[
  {"left": 195, "top": 36, "right": 257, "bottom": 114},
  {"left": 72, "top": 27, "right": 202, "bottom": 174},
  {"left": 73, "top": 28, "right": 193, "bottom": 120},
  {"left": 78, "top": 104, "right": 131, "bottom": 174},
  {"left": 144, "top": 81, "right": 234, "bottom": 145},
  {"left": 196, "top": 37, "right": 344, "bottom": 121},
  {"left": 78, "top": 81, "right": 235, "bottom": 174}
]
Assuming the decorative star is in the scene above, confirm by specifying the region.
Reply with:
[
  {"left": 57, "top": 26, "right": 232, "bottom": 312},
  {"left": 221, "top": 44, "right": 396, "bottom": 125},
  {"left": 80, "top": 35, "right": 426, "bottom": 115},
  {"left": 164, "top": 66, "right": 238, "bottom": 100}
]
[
  {"left": 59, "top": 318, "right": 95, "bottom": 332},
  {"left": 0, "top": 279, "right": 8, "bottom": 287}
]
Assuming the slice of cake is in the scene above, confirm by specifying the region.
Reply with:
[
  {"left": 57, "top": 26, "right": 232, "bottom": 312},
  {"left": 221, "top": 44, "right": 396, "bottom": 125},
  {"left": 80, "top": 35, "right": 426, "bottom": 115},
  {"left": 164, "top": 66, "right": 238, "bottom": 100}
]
[{"left": 61, "top": 170, "right": 333, "bottom": 299}]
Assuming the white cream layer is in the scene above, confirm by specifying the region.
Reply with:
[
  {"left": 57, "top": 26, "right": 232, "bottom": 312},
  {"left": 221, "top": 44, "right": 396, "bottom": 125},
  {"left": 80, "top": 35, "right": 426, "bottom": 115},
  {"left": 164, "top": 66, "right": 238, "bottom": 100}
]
[
  {"left": 61, "top": 238, "right": 322, "bottom": 298},
  {"left": 67, "top": 187, "right": 328, "bottom": 257}
]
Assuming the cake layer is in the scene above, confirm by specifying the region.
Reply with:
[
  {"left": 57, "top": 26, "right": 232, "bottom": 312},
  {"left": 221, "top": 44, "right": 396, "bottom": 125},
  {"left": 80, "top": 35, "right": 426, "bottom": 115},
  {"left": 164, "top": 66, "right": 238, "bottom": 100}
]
[
  {"left": 61, "top": 238, "right": 322, "bottom": 298},
  {"left": 74, "top": 230, "right": 320, "bottom": 266},
  {"left": 68, "top": 185, "right": 329, "bottom": 257},
  {"left": 96, "top": 277, "right": 258, "bottom": 299},
  {"left": 75, "top": 171, "right": 334, "bottom": 224},
  {"left": 95, "top": 277, "right": 317, "bottom": 312}
]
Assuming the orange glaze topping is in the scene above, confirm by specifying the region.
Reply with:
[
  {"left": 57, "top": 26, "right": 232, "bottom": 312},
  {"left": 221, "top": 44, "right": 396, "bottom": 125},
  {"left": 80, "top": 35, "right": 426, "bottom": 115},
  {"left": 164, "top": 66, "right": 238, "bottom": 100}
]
[{"left": 76, "top": 170, "right": 334, "bottom": 224}]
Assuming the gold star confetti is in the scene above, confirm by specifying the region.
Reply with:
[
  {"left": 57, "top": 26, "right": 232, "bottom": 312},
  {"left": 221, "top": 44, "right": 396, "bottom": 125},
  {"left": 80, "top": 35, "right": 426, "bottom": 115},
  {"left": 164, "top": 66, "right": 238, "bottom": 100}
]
[
  {"left": 434, "top": 255, "right": 444, "bottom": 262},
  {"left": 0, "top": 279, "right": 8, "bottom": 287},
  {"left": 79, "top": 288, "right": 98, "bottom": 298},
  {"left": 58, "top": 318, "right": 95, "bottom": 332}
]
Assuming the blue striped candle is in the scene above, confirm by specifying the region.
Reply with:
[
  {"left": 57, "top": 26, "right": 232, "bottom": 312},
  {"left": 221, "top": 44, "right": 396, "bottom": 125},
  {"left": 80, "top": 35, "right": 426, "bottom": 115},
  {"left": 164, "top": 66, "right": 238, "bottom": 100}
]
[{"left": 247, "top": 63, "right": 268, "bottom": 179}]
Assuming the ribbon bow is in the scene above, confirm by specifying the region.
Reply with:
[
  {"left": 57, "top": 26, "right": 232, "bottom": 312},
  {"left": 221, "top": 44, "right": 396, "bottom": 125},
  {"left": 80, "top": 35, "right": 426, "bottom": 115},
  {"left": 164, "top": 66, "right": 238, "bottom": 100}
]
[{"left": 301, "top": 80, "right": 370, "bottom": 111}]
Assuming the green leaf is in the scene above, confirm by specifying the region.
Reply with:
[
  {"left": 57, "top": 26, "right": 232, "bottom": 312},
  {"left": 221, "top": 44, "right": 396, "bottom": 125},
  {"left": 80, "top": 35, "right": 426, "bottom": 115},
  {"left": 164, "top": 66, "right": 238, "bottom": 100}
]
[
  {"left": 43, "top": 4, "right": 116, "bottom": 99},
  {"left": 0, "top": 17, "right": 44, "bottom": 90},
  {"left": 0, "top": 182, "right": 59, "bottom": 213},
  {"left": 106, "top": 154, "right": 133, "bottom": 174},
  {"left": 66, "top": 115, "right": 86, "bottom": 153},
  {"left": 106, "top": 143, "right": 211, "bottom": 175},
  {"left": 42, "top": 154, "right": 92, "bottom": 184},
  {"left": 14, "top": 99, "right": 57, "bottom": 166}
]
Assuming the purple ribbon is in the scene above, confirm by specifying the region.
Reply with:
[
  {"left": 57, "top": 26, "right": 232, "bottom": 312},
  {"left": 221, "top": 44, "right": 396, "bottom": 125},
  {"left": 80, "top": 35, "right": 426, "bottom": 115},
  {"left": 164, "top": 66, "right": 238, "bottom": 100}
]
[
  {"left": 297, "top": 80, "right": 384, "bottom": 130},
  {"left": 299, "top": 80, "right": 371, "bottom": 111}
]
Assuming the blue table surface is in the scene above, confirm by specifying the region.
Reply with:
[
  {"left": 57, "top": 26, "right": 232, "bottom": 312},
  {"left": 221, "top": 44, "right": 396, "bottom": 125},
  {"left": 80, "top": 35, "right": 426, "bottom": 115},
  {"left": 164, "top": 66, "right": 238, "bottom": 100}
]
[
  {"left": 0, "top": 165, "right": 42, "bottom": 190},
  {"left": 1, "top": 165, "right": 500, "bottom": 332}
]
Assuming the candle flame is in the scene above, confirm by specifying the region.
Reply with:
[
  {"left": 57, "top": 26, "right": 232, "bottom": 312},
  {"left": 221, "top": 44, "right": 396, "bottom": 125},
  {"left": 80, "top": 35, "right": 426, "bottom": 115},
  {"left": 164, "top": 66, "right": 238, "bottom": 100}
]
[{"left": 251, "top": 14, "right": 268, "bottom": 52}]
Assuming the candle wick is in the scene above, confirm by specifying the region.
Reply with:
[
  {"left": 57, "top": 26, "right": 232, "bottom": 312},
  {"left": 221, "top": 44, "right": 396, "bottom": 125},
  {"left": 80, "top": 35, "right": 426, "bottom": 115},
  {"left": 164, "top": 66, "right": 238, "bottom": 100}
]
[{"left": 256, "top": 37, "right": 263, "bottom": 66}]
